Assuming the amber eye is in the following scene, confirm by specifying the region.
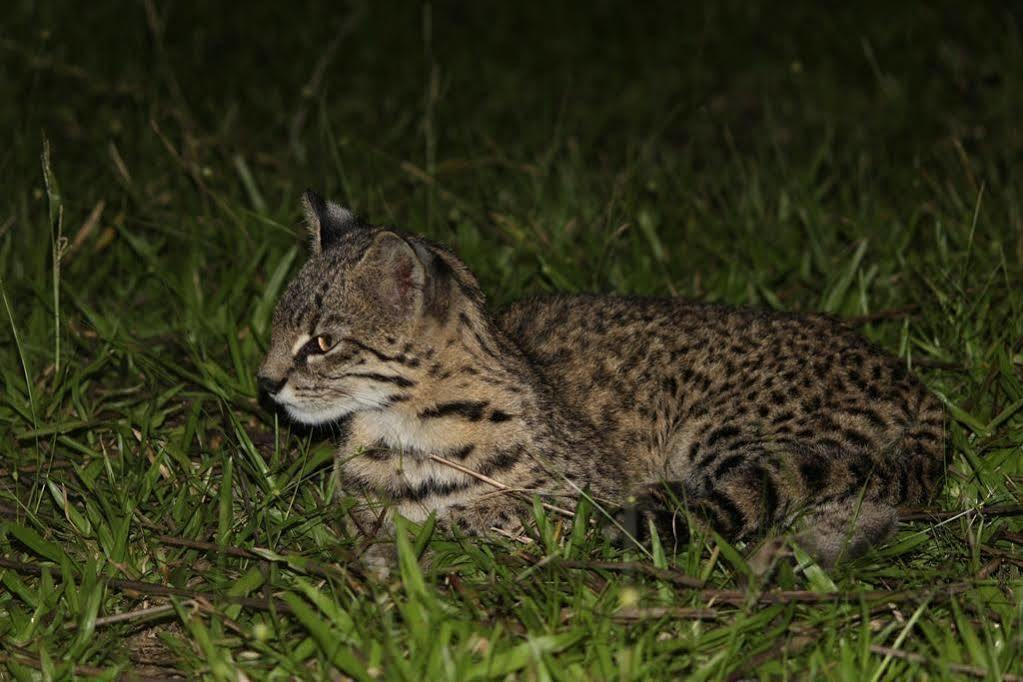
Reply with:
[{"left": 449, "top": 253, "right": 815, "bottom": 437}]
[{"left": 298, "top": 335, "right": 333, "bottom": 360}]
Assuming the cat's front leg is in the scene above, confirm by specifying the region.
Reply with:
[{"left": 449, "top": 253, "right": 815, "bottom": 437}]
[
  {"left": 336, "top": 499, "right": 401, "bottom": 579},
  {"left": 351, "top": 496, "right": 531, "bottom": 578},
  {"left": 332, "top": 449, "right": 399, "bottom": 576}
]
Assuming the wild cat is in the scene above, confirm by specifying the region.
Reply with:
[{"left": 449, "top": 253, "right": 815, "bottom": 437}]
[{"left": 258, "top": 192, "right": 946, "bottom": 570}]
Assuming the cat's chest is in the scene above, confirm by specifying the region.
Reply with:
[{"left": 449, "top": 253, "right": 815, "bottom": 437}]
[
  {"left": 336, "top": 410, "right": 474, "bottom": 489},
  {"left": 348, "top": 410, "right": 464, "bottom": 454},
  {"left": 335, "top": 411, "right": 498, "bottom": 512}
]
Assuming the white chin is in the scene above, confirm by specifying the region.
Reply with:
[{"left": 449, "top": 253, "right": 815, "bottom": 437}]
[
  {"left": 273, "top": 385, "right": 397, "bottom": 425},
  {"left": 281, "top": 402, "right": 354, "bottom": 425}
]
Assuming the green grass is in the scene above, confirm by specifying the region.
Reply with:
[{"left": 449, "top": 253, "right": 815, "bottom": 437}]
[{"left": 2, "top": 1, "right": 1023, "bottom": 678}]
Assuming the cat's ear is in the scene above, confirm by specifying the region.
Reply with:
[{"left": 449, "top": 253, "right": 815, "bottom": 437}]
[
  {"left": 301, "top": 190, "right": 359, "bottom": 253},
  {"left": 357, "top": 232, "right": 427, "bottom": 317}
]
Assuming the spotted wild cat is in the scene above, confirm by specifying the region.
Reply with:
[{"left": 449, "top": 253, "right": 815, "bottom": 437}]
[{"left": 258, "top": 192, "right": 946, "bottom": 570}]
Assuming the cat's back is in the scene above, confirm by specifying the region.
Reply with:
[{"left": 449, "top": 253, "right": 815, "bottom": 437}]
[
  {"left": 498, "top": 293, "right": 872, "bottom": 393},
  {"left": 498, "top": 294, "right": 942, "bottom": 495}
]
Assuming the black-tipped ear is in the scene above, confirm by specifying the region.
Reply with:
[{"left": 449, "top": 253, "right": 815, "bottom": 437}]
[{"left": 301, "top": 190, "right": 360, "bottom": 253}]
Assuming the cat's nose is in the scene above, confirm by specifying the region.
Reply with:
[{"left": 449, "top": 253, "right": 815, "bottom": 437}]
[{"left": 258, "top": 375, "right": 286, "bottom": 396}]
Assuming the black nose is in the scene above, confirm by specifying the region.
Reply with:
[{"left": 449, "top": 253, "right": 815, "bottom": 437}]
[{"left": 258, "top": 375, "right": 286, "bottom": 396}]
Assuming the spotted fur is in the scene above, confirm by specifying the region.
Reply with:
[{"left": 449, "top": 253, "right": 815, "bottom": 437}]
[{"left": 259, "top": 192, "right": 947, "bottom": 569}]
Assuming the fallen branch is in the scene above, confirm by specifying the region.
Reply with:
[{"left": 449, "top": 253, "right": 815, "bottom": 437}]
[
  {"left": 89, "top": 602, "right": 179, "bottom": 628},
  {"left": 555, "top": 559, "right": 703, "bottom": 588},
  {"left": 899, "top": 504, "right": 1023, "bottom": 523},
  {"left": 154, "top": 534, "right": 364, "bottom": 582},
  {"left": 697, "top": 582, "right": 974, "bottom": 607},
  {"left": 428, "top": 453, "right": 577, "bottom": 519},
  {"left": 0, "top": 556, "right": 293, "bottom": 614},
  {"left": 869, "top": 644, "right": 1022, "bottom": 681},
  {"left": 0, "top": 651, "right": 108, "bottom": 678},
  {"left": 609, "top": 606, "right": 719, "bottom": 621},
  {"left": 548, "top": 557, "right": 980, "bottom": 606}
]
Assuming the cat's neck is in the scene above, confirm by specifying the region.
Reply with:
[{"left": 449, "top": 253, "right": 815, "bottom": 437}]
[
  {"left": 340, "top": 305, "right": 621, "bottom": 502},
  {"left": 350, "top": 307, "right": 554, "bottom": 457}
]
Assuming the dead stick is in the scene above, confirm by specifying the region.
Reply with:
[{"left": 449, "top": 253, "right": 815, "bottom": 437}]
[
  {"left": 869, "top": 644, "right": 1022, "bottom": 681},
  {"left": 0, "top": 556, "right": 293, "bottom": 614},
  {"left": 0, "top": 653, "right": 108, "bottom": 678},
  {"left": 611, "top": 606, "right": 720, "bottom": 621},
  {"left": 695, "top": 583, "right": 973, "bottom": 606},
  {"left": 62, "top": 603, "right": 181, "bottom": 630},
  {"left": 550, "top": 557, "right": 978, "bottom": 605},
  {"left": 900, "top": 504, "right": 1023, "bottom": 522},
  {"left": 92, "top": 603, "right": 179, "bottom": 628},
  {"left": 157, "top": 534, "right": 258, "bottom": 559},
  {"left": 154, "top": 534, "right": 362, "bottom": 580},
  {"left": 556, "top": 559, "right": 703, "bottom": 588},
  {"left": 428, "top": 453, "right": 576, "bottom": 519}
]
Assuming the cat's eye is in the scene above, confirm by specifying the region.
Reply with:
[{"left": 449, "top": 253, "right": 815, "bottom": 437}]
[{"left": 298, "top": 334, "right": 333, "bottom": 360}]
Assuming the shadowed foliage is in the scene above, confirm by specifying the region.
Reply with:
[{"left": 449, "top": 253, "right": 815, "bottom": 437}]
[{"left": 1, "top": 1, "right": 1022, "bottom": 678}]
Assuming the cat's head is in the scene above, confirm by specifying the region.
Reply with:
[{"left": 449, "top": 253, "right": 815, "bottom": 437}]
[{"left": 258, "top": 191, "right": 485, "bottom": 425}]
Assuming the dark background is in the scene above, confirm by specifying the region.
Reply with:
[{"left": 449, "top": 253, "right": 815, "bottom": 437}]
[
  {"left": 2, "top": 3, "right": 1023, "bottom": 677},
  {"left": 6, "top": 1, "right": 1020, "bottom": 221}
]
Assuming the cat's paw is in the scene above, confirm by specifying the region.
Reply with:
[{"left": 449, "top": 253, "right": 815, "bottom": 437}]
[
  {"left": 604, "top": 490, "right": 688, "bottom": 551},
  {"left": 358, "top": 542, "right": 397, "bottom": 581},
  {"left": 747, "top": 536, "right": 794, "bottom": 582}
]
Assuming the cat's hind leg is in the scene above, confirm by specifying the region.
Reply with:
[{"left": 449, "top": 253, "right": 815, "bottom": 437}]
[
  {"left": 616, "top": 443, "right": 903, "bottom": 570},
  {"left": 749, "top": 497, "right": 898, "bottom": 576}
]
